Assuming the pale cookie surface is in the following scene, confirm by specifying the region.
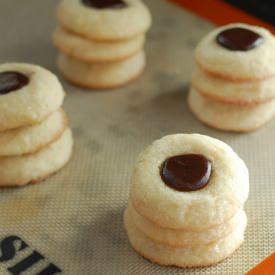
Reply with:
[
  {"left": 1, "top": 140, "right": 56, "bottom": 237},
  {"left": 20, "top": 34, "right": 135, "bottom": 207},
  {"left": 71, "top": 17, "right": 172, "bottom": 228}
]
[
  {"left": 124, "top": 209, "right": 247, "bottom": 267},
  {"left": 53, "top": 27, "right": 145, "bottom": 62},
  {"left": 192, "top": 65, "right": 275, "bottom": 105},
  {"left": 57, "top": 0, "right": 152, "bottom": 41},
  {"left": 130, "top": 133, "right": 249, "bottom": 230},
  {"left": 0, "top": 109, "right": 67, "bottom": 156},
  {"left": 0, "top": 63, "right": 64, "bottom": 131},
  {"left": 126, "top": 202, "right": 246, "bottom": 247},
  {"left": 195, "top": 23, "right": 275, "bottom": 81},
  {"left": 188, "top": 88, "right": 275, "bottom": 132},
  {"left": 0, "top": 128, "right": 73, "bottom": 186},
  {"left": 58, "top": 51, "right": 145, "bottom": 89}
]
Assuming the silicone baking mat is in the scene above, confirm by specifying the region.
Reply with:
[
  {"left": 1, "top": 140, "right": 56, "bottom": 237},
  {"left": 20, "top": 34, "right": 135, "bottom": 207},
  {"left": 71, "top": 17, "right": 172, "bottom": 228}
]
[{"left": 0, "top": 0, "right": 274, "bottom": 274}]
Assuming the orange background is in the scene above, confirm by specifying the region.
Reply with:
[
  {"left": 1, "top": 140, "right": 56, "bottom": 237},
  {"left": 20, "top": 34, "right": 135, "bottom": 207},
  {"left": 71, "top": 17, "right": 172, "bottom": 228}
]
[{"left": 169, "top": 0, "right": 275, "bottom": 34}]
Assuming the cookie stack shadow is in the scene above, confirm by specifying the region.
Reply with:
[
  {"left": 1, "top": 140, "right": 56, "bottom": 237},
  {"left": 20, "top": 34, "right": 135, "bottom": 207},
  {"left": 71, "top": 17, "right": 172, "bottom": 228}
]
[
  {"left": 0, "top": 63, "right": 73, "bottom": 187},
  {"left": 53, "top": 0, "right": 152, "bottom": 89},
  {"left": 124, "top": 134, "right": 249, "bottom": 267},
  {"left": 188, "top": 23, "right": 275, "bottom": 132}
]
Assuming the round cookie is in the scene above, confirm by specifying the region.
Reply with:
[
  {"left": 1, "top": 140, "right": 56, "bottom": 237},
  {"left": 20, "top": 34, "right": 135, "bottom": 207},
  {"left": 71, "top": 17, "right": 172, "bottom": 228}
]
[
  {"left": 0, "top": 128, "right": 73, "bottom": 187},
  {"left": 57, "top": 0, "right": 152, "bottom": 41},
  {"left": 0, "top": 63, "right": 64, "bottom": 131},
  {"left": 195, "top": 23, "right": 275, "bottom": 81},
  {"left": 0, "top": 109, "right": 67, "bottom": 156},
  {"left": 53, "top": 27, "right": 145, "bottom": 62},
  {"left": 192, "top": 64, "right": 275, "bottom": 105},
  {"left": 188, "top": 88, "right": 275, "bottom": 132},
  {"left": 126, "top": 201, "right": 246, "bottom": 247},
  {"left": 57, "top": 51, "right": 145, "bottom": 89},
  {"left": 124, "top": 209, "right": 247, "bottom": 267},
  {"left": 129, "top": 133, "right": 249, "bottom": 230}
]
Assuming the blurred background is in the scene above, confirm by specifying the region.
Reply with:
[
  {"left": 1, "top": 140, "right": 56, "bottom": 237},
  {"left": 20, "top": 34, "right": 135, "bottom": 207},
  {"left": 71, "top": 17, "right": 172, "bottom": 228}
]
[
  {"left": 171, "top": 0, "right": 275, "bottom": 34},
  {"left": 224, "top": 0, "right": 275, "bottom": 26}
]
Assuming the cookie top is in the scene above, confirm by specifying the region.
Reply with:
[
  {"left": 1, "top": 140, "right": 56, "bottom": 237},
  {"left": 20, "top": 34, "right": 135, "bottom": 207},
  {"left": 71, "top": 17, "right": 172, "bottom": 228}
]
[
  {"left": 57, "top": 0, "right": 152, "bottom": 41},
  {"left": 129, "top": 134, "right": 249, "bottom": 230},
  {"left": 195, "top": 23, "right": 275, "bottom": 81},
  {"left": 0, "top": 63, "right": 64, "bottom": 131}
]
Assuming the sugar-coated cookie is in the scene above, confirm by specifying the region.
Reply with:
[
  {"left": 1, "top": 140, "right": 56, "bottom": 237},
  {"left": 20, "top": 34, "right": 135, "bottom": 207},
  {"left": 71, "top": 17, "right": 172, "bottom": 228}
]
[
  {"left": 58, "top": 51, "right": 145, "bottom": 89},
  {"left": 125, "top": 133, "right": 249, "bottom": 267},
  {"left": 191, "top": 23, "right": 275, "bottom": 132},
  {"left": 130, "top": 134, "right": 249, "bottom": 230},
  {"left": 192, "top": 64, "right": 275, "bottom": 105},
  {"left": 0, "top": 63, "right": 64, "bottom": 131},
  {"left": 0, "top": 109, "right": 67, "bottom": 156},
  {"left": 126, "top": 202, "right": 246, "bottom": 247},
  {"left": 188, "top": 88, "right": 275, "bottom": 132},
  {"left": 57, "top": 0, "right": 152, "bottom": 41},
  {"left": 124, "top": 208, "right": 247, "bottom": 267},
  {"left": 0, "top": 128, "right": 73, "bottom": 186},
  {"left": 195, "top": 23, "right": 275, "bottom": 81},
  {"left": 53, "top": 27, "right": 145, "bottom": 62}
]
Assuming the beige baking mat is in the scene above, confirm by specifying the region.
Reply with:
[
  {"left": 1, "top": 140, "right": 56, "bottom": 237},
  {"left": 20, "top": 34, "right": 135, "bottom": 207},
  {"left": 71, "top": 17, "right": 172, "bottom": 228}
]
[{"left": 0, "top": 0, "right": 274, "bottom": 274}]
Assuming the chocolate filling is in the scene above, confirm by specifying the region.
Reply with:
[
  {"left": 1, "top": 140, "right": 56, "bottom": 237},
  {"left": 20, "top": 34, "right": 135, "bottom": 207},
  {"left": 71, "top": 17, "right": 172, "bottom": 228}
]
[
  {"left": 160, "top": 154, "right": 212, "bottom": 192},
  {"left": 216, "top": 27, "right": 263, "bottom": 51},
  {"left": 0, "top": 71, "right": 29, "bottom": 95},
  {"left": 82, "top": 0, "right": 127, "bottom": 9}
]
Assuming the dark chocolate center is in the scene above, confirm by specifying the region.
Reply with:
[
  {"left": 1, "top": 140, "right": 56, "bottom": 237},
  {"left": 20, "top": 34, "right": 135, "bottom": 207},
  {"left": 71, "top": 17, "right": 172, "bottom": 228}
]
[
  {"left": 160, "top": 154, "right": 212, "bottom": 192},
  {"left": 0, "top": 71, "right": 29, "bottom": 95},
  {"left": 82, "top": 0, "right": 127, "bottom": 9},
  {"left": 216, "top": 27, "right": 263, "bottom": 51}
]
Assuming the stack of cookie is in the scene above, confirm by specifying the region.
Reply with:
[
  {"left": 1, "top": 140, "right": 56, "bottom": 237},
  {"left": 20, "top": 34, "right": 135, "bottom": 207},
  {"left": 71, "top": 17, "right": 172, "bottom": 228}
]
[
  {"left": 0, "top": 63, "right": 73, "bottom": 187},
  {"left": 124, "top": 134, "right": 249, "bottom": 267},
  {"left": 189, "top": 23, "right": 275, "bottom": 132},
  {"left": 53, "top": 0, "right": 152, "bottom": 89}
]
